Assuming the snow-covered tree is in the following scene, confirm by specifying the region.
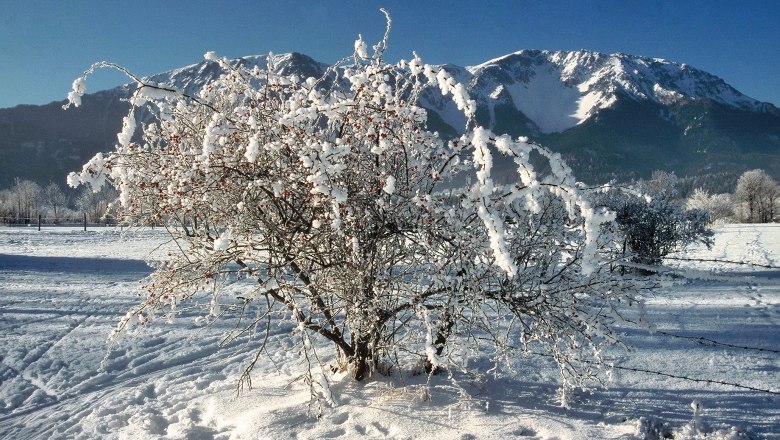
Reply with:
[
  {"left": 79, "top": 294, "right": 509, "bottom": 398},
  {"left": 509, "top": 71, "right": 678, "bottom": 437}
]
[
  {"left": 43, "top": 181, "right": 69, "bottom": 222},
  {"left": 686, "top": 188, "right": 734, "bottom": 224},
  {"left": 76, "top": 185, "right": 117, "bottom": 224},
  {"left": 65, "top": 13, "right": 642, "bottom": 396},
  {"left": 735, "top": 169, "right": 778, "bottom": 223},
  {"left": 685, "top": 188, "right": 709, "bottom": 212},
  {"left": 639, "top": 170, "right": 678, "bottom": 202},
  {"left": 5, "top": 178, "right": 42, "bottom": 224},
  {"left": 0, "top": 189, "right": 12, "bottom": 223}
]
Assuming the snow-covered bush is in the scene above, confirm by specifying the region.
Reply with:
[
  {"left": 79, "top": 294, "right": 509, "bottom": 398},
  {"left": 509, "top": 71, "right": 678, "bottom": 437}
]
[
  {"left": 65, "top": 13, "right": 642, "bottom": 396},
  {"left": 596, "top": 189, "right": 713, "bottom": 268},
  {"left": 685, "top": 187, "right": 709, "bottom": 212}
]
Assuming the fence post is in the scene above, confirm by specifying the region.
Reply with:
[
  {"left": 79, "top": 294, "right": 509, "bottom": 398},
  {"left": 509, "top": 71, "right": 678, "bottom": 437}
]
[
  {"left": 38, "top": 214, "right": 41, "bottom": 231},
  {"left": 83, "top": 213, "right": 87, "bottom": 231}
]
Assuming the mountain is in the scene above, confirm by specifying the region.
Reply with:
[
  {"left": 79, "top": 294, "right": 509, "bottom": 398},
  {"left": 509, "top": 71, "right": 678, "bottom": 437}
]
[
  {"left": 0, "top": 53, "right": 327, "bottom": 189},
  {"left": 424, "top": 50, "right": 780, "bottom": 183},
  {"left": 1, "top": 50, "right": 778, "bottom": 188},
  {"left": 0, "top": 89, "right": 129, "bottom": 188},
  {"left": 468, "top": 50, "right": 770, "bottom": 133}
]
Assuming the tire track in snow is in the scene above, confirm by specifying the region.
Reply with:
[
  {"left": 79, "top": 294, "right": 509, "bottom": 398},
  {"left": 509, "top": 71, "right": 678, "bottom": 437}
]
[
  {"left": 0, "top": 331, "right": 250, "bottom": 439},
  {"left": 0, "top": 315, "right": 91, "bottom": 420},
  {"left": 18, "top": 315, "right": 88, "bottom": 372},
  {"left": 1, "top": 316, "right": 85, "bottom": 394},
  {"left": 0, "top": 358, "right": 59, "bottom": 405}
]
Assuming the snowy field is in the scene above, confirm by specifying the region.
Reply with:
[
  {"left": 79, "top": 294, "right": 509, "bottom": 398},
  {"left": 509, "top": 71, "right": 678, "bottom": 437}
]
[{"left": 0, "top": 224, "right": 778, "bottom": 439}]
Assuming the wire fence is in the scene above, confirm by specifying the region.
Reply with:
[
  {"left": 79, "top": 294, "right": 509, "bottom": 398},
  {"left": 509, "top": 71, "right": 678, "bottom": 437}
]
[
  {"left": 652, "top": 329, "right": 780, "bottom": 354},
  {"left": 588, "top": 317, "right": 780, "bottom": 394},
  {"left": 525, "top": 350, "right": 780, "bottom": 395},
  {"left": 663, "top": 256, "right": 780, "bottom": 270},
  {"left": 622, "top": 328, "right": 779, "bottom": 394},
  {"left": 0, "top": 215, "right": 119, "bottom": 230},
  {"left": 495, "top": 319, "right": 780, "bottom": 396}
]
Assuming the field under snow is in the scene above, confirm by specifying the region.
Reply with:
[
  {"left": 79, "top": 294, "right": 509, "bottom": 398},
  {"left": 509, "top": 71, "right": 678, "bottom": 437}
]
[{"left": 0, "top": 224, "right": 778, "bottom": 439}]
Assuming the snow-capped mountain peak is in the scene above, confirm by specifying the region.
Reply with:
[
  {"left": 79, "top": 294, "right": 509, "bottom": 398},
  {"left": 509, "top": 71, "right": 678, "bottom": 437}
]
[
  {"left": 141, "top": 52, "right": 328, "bottom": 96},
  {"left": 465, "top": 49, "right": 766, "bottom": 133}
]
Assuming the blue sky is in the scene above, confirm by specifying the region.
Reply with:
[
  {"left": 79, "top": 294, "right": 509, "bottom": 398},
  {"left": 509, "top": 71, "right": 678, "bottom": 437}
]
[{"left": 1, "top": 0, "right": 779, "bottom": 108}]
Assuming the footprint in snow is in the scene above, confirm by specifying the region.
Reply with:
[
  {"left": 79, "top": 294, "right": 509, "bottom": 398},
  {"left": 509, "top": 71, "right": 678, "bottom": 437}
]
[
  {"left": 330, "top": 412, "right": 349, "bottom": 425},
  {"left": 371, "top": 421, "right": 389, "bottom": 435},
  {"left": 319, "top": 427, "right": 346, "bottom": 438},
  {"left": 511, "top": 426, "right": 539, "bottom": 437}
]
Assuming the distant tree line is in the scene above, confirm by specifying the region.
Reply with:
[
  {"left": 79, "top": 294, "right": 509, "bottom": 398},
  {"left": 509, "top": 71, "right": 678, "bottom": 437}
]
[
  {"left": 677, "top": 171, "right": 740, "bottom": 199},
  {"left": 685, "top": 168, "right": 779, "bottom": 224},
  {"left": 631, "top": 168, "right": 778, "bottom": 226},
  {"left": 609, "top": 168, "right": 779, "bottom": 226},
  {"left": 3, "top": 167, "right": 775, "bottom": 228},
  {"left": 0, "top": 177, "right": 117, "bottom": 225}
]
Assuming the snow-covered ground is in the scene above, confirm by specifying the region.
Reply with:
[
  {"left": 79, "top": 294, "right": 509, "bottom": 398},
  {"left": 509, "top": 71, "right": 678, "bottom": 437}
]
[{"left": 1, "top": 225, "right": 778, "bottom": 439}]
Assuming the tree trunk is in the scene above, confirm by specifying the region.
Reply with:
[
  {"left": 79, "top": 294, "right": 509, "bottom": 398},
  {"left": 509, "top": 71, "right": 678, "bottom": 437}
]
[
  {"left": 351, "top": 335, "right": 374, "bottom": 381},
  {"left": 424, "top": 309, "right": 454, "bottom": 375}
]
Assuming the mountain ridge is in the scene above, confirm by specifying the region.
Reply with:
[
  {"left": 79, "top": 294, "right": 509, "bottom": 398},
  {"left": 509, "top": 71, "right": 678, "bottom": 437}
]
[{"left": 0, "top": 49, "right": 778, "bottom": 187}]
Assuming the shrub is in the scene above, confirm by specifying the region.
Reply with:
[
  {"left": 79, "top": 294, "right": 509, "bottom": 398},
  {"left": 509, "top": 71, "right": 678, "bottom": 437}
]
[
  {"left": 597, "top": 189, "right": 713, "bottom": 268},
  {"left": 65, "top": 13, "right": 642, "bottom": 403}
]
